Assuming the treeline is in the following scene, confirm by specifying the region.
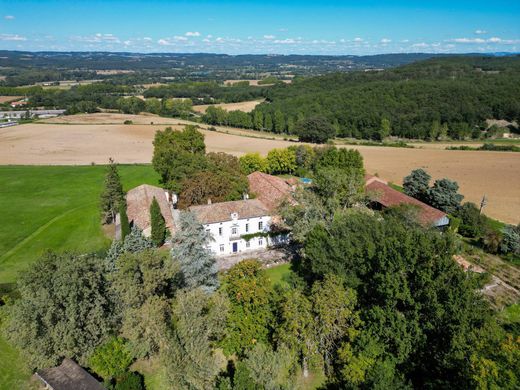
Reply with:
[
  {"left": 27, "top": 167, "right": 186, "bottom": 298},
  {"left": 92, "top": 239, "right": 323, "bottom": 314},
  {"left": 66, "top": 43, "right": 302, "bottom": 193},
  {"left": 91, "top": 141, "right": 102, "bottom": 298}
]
[
  {"left": 200, "top": 56, "right": 520, "bottom": 140},
  {"left": 143, "top": 81, "right": 266, "bottom": 104},
  {"left": 1, "top": 69, "right": 99, "bottom": 87}
]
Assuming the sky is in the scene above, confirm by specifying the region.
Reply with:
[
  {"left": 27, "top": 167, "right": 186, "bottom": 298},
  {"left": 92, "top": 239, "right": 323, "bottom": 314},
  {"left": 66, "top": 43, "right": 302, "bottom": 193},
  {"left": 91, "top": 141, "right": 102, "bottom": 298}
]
[{"left": 0, "top": 0, "right": 519, "bottom": 55}]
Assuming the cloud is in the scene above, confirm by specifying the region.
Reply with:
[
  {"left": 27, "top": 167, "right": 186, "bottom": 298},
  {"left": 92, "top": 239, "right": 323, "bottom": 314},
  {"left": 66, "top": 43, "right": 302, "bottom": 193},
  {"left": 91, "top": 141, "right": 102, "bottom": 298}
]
[
  {"left": 448, "top": 36, "right": 520, "bottom": 44},
  {"left": 263, "top": 35, "right": 275, "bottom": 40},
  {"left": 474, "top": 30, "right": 487, "bottom": 35},
  {"left": 174, "top": 35, "right": 188, "bottom": 41},
  {"left": 412, "top": 42, "right": 429, "bottom": 48},
  {"left": 157, "top": 39, "right": 170, "bottom": 46},
  {"left": 353, "top": 37, "right": 363, "bottom": 42},
  {"left": 274, "top": 38, "right": 296, "bottom": 44},
  {"left": 4, "top": 15, "right": 15, "bottom": 20},
  {"left": 278, "top": 28, "right": 288, "bottom": 32},
  {"left": 0, "top": 34, "right": 27, "bottom": 41},
  {"left": 185, "top": 31, "right": 200, "bottom": 37},
  {"left": 143, "top": 37, "right": 152, "bottom": 42},
  {"left": 71, "top": 33, "right": 121, "bottom": 44},
  {"left": 380, "top": 38, "right": 391, "bottom": 44}
]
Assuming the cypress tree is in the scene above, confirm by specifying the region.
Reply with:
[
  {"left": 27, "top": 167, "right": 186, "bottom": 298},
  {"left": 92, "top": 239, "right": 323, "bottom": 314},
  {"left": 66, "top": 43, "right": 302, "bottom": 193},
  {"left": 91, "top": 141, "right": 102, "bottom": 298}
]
[
  {"left": 119, "top": 201, "right": 130, "bottom": 240},
  {"left": 100, "top": 158, "right": 124, "bottom": 224},
  {"left": 150, "top": 197, "right": 166, "bottom": 247}
]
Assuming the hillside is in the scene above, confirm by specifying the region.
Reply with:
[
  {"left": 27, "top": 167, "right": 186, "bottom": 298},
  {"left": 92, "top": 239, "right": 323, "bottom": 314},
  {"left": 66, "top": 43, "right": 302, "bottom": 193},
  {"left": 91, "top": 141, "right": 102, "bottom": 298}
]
[{"left": 252, "top": 56, "right": 520, "bottom": 140}]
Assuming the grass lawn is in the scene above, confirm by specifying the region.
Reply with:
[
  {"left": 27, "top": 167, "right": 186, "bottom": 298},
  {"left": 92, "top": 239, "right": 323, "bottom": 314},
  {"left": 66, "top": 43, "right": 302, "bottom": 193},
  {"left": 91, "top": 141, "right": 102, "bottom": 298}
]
[
  {"left": 265, "top": 263, "right": 293, "bottom": 288},
  {"left": 0, "top": 165, "right": 159, "bottom": 284},
  {"left": 0, "top": 335, "right": 35, "bottom": 390}
]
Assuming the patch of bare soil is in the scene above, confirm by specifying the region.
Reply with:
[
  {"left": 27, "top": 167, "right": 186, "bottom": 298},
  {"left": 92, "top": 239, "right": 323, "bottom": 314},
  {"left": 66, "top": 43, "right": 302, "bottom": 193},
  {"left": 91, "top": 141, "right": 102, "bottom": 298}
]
[{"left": 192, "top": 99, "right": 265, "bottom": 114}]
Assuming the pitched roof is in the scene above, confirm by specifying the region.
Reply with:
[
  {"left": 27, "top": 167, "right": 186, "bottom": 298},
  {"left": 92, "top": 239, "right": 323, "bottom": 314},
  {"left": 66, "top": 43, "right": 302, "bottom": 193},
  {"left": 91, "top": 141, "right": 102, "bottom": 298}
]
[
  {"left": 189, "top": 199, "right": 269, "bottom": 225},
  {"left": 36, "top": 358, "right": 104, "bottom": 390},
  {"left": 126, "top": 184, "right": 175, "bottom": 234},
  {"left": 247, "top": 171, "right": 296, "bottom": 211},
  {"left": 366, "top": 176, "right": 447, "bottom": 226}
]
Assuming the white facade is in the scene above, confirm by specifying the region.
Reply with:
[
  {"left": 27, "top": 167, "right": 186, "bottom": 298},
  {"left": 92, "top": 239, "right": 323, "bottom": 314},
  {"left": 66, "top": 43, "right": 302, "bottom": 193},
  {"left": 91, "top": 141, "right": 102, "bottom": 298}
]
[{"left": 203, "top": 214, "right": 272, "bottom": 256}]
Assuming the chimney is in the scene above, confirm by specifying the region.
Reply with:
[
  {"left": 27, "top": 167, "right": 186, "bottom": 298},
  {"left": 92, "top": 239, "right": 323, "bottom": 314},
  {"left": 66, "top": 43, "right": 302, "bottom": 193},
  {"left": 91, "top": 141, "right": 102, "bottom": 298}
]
[
  {"left": 243, "top": 193, "right": 249, "bottom": 200},
  {"left": 207, "top": 198, "right": 212, "bottom": 205}
]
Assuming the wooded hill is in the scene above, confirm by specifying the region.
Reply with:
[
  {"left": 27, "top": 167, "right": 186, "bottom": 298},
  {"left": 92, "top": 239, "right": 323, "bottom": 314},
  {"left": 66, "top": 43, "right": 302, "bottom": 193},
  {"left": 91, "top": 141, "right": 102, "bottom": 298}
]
[{"left": 251, "top": 56, "right": 520, "bottom": 140}]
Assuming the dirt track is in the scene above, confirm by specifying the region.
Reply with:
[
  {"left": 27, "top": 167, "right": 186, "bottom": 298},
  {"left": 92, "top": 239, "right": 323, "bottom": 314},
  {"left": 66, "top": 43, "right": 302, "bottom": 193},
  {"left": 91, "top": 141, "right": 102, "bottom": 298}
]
[{"left": 1, "top": 115, "right": 519, "bottom": 224}]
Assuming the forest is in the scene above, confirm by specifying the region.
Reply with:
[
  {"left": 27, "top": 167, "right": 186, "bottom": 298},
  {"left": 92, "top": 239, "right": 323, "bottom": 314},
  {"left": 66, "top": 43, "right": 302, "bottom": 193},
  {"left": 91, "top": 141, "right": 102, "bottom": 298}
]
[{"left": 248, "top": 56, "right": 520, "bottom": 140}]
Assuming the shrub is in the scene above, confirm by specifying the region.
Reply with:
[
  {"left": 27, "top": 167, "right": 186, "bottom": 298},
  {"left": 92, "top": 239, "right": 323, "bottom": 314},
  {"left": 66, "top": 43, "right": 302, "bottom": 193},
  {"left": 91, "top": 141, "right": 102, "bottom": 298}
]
[
  {"left": 89, "top": 337, "right": 134, "bottom": 380},
  {"left": 114, "top": 372, "right": 144, "bottom": 390},
  {"left": 123, "top": 120, "right": 133, "bottom": 125}
]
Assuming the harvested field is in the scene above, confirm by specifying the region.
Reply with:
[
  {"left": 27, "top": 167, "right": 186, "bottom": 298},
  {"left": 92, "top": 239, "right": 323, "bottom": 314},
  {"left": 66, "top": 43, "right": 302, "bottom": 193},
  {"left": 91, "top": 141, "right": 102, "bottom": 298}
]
[
  {"left": 0, "top": 96, "right": 22, "bottom": 104},
  {"left": 40, "top": 112, "right": 185, "bottom": 125},
  {"left": 192, "top": 99, "right": 264, "bottom": 113},
  {"left": 1, "top": 119, "right": 519, "bottom": 223}
]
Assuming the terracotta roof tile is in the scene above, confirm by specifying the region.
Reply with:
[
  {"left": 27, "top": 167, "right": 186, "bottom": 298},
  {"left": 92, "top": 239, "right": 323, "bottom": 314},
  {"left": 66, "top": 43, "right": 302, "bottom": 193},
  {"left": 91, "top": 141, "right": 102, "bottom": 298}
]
[
  {"left": 247, "top": 171, "right": 296, "bottom": 211},
  {"left": 366, "top": 178, "right": 447, "bottom": 226},
  {"left": 126, "top": 184, "right": 175, "bottom": 235},
  {"left": 189, "top": 199, "right": 269, "bottom": 224}
]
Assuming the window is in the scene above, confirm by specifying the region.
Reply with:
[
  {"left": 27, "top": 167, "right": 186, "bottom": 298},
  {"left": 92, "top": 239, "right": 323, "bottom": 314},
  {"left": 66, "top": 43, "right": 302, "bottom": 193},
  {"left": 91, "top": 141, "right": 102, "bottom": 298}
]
[
  {"left": 258, "top": 221, "right": 263, "bottom": 230},
  {"left": 218, "top": 227, "right": 223, "bottom": 236},
  {"left": 232, "top": 227, "right": 237, "bottom": 235},
  {"left": 205, "top": 228, "right": 210, "bottom": 234},
  {"left": 259, "top": 237, "right": 263, "bottom": 246},
  {"left": 245, "top": 223, "right": 249, "bottom": 233},
  {"left": 246, "top": 240, "right": 251, "bottom": 248},
  {"left": 220, "top": 244, "right": 225, "bottom": 253}
]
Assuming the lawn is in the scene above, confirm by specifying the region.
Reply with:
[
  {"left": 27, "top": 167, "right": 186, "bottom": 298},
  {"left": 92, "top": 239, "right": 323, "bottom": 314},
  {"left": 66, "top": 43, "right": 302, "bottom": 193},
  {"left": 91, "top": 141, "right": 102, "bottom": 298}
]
[
  {"left": 265, "top": 263, "right": 293, "bottom": 288},
  {"left": 0, "top": 165, "right": 159, "bottom": 284},
  {"left": 0, "top": 335, "right": 36, "bottom": 390}
]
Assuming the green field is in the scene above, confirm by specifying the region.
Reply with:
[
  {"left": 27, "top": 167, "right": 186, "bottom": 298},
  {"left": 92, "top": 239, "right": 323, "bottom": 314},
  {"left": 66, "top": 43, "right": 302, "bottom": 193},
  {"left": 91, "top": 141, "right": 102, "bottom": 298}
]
[
  {"left": 0, "top": 165, "right": 158, "bottom": 390},
  {"left": 0, "top": 165, "right": 159, "bottom": 284}
]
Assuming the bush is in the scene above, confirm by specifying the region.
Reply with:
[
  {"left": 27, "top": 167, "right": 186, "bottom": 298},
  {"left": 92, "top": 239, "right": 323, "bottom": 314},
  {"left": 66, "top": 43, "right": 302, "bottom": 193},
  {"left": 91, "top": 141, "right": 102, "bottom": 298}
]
[
  {"left": 88, "top": 337, "right": 134, "bottom": 380},
  {"left": 115, "top": 372, "right": 144, "bottom": 390},
  {"left": 123, "top": 120, "right": 133, "bottom": 125}
]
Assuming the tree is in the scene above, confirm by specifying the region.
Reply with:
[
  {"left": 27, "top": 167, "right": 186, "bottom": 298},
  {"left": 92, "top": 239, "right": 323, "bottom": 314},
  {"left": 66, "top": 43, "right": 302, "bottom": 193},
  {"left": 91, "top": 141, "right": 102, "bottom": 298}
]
[
  {"left": 264, "top": 113, "right": 273, "bottom": 131},
  {"left": 302, "top": 212, "right": 496, "bottom": 388},
  {"left": 266, "top": 148, "right": 297, "bottom": 174},
  {"left": 274, "top": 110, "right": 286, "bottom": 133},
  {"left": 161, "top": 288, "right": 229, "bottom": 389},
  {"left": 111, "top": 249, "right": 178, "bottom": 309},
  {"left": 500, "top": 224, "right": 520, "bottom": 255},
  {"left": 457, "top": 202, "right": 485, "bottom": 238},
  {"left": 120, "top": 296, "right": 172, "bottom": 359},
  {"left": 119, "top": 201, "right": 130, "bottom": 240},
  {"left": 295, "top": 116, "right": 336, "bottom": 144},
  {"left": 105, "top": 225, "right": 154, "bottom": 270},
  {"left": 311, "top": 274, "right": 361, "bottom": 372},
  {"left": 403, "top": 169, "right": 431, "bottom": 202},
  {"left": 222, "top": 260, "right": 275, "bottom": 356},
  {"left": 379, "top": 118, "right": 391, "bottom": 140},
  {"left": 152, "top": 126, "right": 207, "bottom": 192},
  {"left": 277, "top": 288, "right": 316, "bottom": 377},
  {"left": 5, "top": 252, "right": 117, "bottom": 368},
  {"left": 150, "top": 197, "right": 166, "bottom": 246},
  {"left": 242, "top": 343, "right": 295, "bottom": 390},
  {"left": 239, "top": 153, "right": 268, "bottom": 175},
  {"left": 253, "top": 110, "right": 264, "bottom": 130},
  {"left": 313, "top": 146, "right": 364, "bottom": 172},
  {"left": 88, "top": 337, "right": 133, "bottom": 381},
  {"left": 427, "top": 178, "right": 464, "bottom": 214},
  {"left": 313, "top": 167, "right": 365, "bottom": 210},
  {"left": 100, "top": 158, "right": 124, "bottom": 224},
  {"left": 171, "top": 211, "right": 219, "bottom": 292}
]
